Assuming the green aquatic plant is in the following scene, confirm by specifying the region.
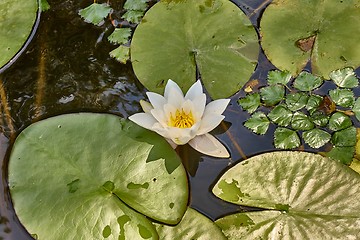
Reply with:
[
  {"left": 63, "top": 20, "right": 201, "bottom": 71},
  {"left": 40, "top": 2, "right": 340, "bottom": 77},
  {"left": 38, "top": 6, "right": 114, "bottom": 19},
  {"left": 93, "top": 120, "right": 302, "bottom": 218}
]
[
  {"left": 0, "top": 0, "right": 38, "bottom": 70},
  {"left": 239, "top": 67, "right": 360, "bottom": 164},
  {"left": 8, "top": 113, "right": 188, "bottom": 239},
  {"left": 131, "top": 0, "right": 259, "bottom": 99},
  {"left": 213, "top": 151, "right": 360, "bottom": 239},
  {"left": 79, "top": 0, "right": 151, "bottom": 64},
  {"left": 155, "top": 208, "right": 226, "bottom": 240},
  {"left": 260, "top": 0, "right": 360, "bottom": 78}
]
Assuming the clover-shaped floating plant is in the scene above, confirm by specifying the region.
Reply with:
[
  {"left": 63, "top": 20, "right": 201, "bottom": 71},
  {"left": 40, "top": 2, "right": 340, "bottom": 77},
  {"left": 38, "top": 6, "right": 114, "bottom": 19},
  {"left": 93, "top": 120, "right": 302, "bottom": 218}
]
[
  {"left": 129, "top": 79, "right": 230, "bottom": 158},
  {"left": 239, "top": 67, "right": 360, "bottom": 165},
  {"left": 79, "top": 0, "right": 151, "bottom": 63},
  {"left": 213, "top": 151, "right": 360, "bottom": 239}
]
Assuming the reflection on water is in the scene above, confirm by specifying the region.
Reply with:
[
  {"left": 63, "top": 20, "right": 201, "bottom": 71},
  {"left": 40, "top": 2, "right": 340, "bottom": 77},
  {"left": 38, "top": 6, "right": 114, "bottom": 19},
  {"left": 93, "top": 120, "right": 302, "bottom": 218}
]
[
  {"left": 0, "top": 0, "right": 279, "bottom": 238},
  {"left": 1, "top": 0, "right": 358, "bottom": 239}
]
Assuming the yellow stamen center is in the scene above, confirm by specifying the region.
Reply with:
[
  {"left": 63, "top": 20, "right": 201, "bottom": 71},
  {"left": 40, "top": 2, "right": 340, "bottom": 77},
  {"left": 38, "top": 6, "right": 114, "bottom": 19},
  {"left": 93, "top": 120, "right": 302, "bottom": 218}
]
[{"left": 170, "top": 109, "right": 194, "bottom": 128}]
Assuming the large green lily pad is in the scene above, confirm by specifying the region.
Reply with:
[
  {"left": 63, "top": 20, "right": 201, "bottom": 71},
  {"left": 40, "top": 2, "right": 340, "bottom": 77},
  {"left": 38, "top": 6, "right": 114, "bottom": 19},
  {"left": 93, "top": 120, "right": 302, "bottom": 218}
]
[
  {"left": 155, "top": 208, "right": 226, "bottom": 240},
  {"left": 8, "top": 113, "right": 188, "bottom": 240},
  {"left": 0, "top": 0, "right": 38, "bottom": 70},
  {"left": 131, "top": 0, "right": 259, "bottom": 99},
  {"left": 213, "top": 151, "right": 360, "bottom": 239},
  {"left": 260, "top": 0, "right": 360, "bottom": 78}
]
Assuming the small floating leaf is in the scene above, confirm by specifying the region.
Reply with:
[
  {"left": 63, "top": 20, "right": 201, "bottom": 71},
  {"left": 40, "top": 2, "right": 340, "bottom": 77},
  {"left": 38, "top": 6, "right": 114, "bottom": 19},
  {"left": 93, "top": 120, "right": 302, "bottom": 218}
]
[
  {"left": 274, "top": 127, "right": 300, "bottom": 149},
  {"left": 8, "top": 113, "right": 188, "bottom": 239},
  {"left": 331, "top": 126, "right": 357, "bottom": 147},
  {"left": 267, "top": 105, "right": 293, "bottom": 127},
  {"left": 78, "top": 3, "right": 112, "bottom": 26},
  {"left": 329, "top": 88, "right": 355, "bottom": 108},
  {"left": 329, "top": 67, "right": 359, "bottom": 88},
  {"left": 353, "top": 98, "right": 360, "bottom": 122},
  {"left": 260, "top": 85, "right": 285, "bottom": 106},
  {"left": 110, "top": 45, "right": 130, "bottom": 64},
  {"left": 124, "top": 0, "right": 148, "bottom": 11},
  {"left": 131, "top": 0, "right": 259, "bottom": 99},
  {"left": 107, "top": 28, "right": 132, "bottom": 45},
  {"left": 302, "top": 128, "right": 331, "bottom": 149},
  {"left": 122, "top": 10, "right": 146, "bottom": 24},
  {"left": 328, "top": 112, "right": 352, "bottom": 131},
  {"left": 244, "top": 112, "right": 270, "bottom": 135},
  {"left": 267, "top": 70, "right": 292, "bottom": 85},
  {"left": 326, "top": 146, "right": 355, "bottom": 165},
  {"left": 155, "top": 208, "right": 226, "bottom": 240},
  {"left": 213, "top": 151, "right": 360, "bottom": 239},
  {"left": 306, "top": 95, "right": 323, "bottom": 114},
  {"left": 293, "top": 72, "right": 323, "bottom": 92},
  {"left": 122, "top": 0, "right": 149, "bottom": 23},
  {"left": 237, "top": 93, "right": 260, "bottom": 114},
  {"left": 285, "top": 92, "right": 309, "bottom": 111},
  {"left": 39, "top": 0, "right": 50, "bottom": 12},
  {"left": 291, "top": 111, "right": 314, "bottom": 131},
  {"left": 311, "top": 111, "right": 329, "bottom": 127}
]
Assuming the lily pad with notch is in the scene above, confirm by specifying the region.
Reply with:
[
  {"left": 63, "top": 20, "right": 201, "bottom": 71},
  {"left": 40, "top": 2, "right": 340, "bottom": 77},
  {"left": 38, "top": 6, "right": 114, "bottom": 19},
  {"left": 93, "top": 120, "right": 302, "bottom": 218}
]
[
  {"left": 0, "top": 0, "right": 39, "bottom": 72},
  {"left": 8, "top": 113, "right": 188, "bottom": 240},
  {"left": 260, "top": 0, "right": 360, "bottom": 78},
  {"left": 131, "top": 0, "right": 259, "bottom": 99},
  {"left": 213, "top": 151, "right": 360, "bottom": 239}
]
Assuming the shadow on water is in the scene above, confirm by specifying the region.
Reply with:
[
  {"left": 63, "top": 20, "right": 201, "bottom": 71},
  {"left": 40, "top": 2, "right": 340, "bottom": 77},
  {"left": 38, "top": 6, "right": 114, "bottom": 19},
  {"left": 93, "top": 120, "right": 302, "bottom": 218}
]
[{"left": 0, "top": 0, "right": 359, "bottom": 239}]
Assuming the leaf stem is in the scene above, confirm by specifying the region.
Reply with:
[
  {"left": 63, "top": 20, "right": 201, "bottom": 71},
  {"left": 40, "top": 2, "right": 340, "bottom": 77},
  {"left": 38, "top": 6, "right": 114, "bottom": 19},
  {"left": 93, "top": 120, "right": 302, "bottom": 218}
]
[{"left": 221, "top": 121, "right": 247, "bottom": 160}]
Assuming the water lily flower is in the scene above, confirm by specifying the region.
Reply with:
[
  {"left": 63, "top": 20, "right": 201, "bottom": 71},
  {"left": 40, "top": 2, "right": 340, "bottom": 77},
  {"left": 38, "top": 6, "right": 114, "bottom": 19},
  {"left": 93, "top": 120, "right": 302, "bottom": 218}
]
[{"left": 129, "top": 79, "right": 230, "bottom": 158}]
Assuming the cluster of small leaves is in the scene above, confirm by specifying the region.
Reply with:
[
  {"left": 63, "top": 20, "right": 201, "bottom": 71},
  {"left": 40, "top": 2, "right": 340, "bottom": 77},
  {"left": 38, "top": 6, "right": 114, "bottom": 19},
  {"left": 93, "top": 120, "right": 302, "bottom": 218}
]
[
  {"left": 78, "top": 0, "right": 150, "bottom": 63},
  {"left": 39, "top": 0, "right": 50, "bottom": 12},
  {"left": 239, "top": 67, "right": 360, "bottom": 165}
]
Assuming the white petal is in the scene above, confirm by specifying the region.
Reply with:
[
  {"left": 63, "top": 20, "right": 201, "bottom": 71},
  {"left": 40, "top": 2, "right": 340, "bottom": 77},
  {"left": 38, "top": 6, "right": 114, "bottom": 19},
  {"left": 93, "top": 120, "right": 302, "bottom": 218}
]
[
  {"left": 150, "top": 108, "right": 167, "bottom": 128},
  {"left": 167, "top": 87, "right": 184, "bottom": 109},
  {"left": 188, "top": 133, "right": 230, "bottom": 158},
  {"left": 164, "top": 79, "right": 184, "bottom": 100},
  {"left": 140, "top": 100, "right": 153, "bottom": 113},
  {"left": 166, "top": 127, "right": 197, "bottom": 145},
  {"left": 152, "top": 123, "right": 171, "bottom": 139},
  {"left": 181, "top": 99, "right": 195, "bottom": 115},
  {"left": 191, "top": 93, "right": 206, "bottom": 120},
  {"left": 128, "top": 113, "right": 157, "bottom": 130},
  {"left": 185, "top": 80, "right": 203, "bottom": 101},
  {"left": 197, "top": 114, "right": 225, "bottom": 135},
  {"left": 147, "top": 92, "right": 167, "bottom": 110},
  {"left": 165, "top": 138, "right": 178, "bottom": 149},
  {"left": 204, "top": 99, "right": 230, "bottom": 116},
  {"left": 163, "top": 103, "right": 177, "bottom": 125}
]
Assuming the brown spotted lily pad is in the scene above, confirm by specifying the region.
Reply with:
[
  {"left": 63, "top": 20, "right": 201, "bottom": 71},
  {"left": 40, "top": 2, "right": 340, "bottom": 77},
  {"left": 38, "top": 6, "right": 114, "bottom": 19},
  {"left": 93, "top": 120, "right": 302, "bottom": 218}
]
[{"left": 260, "top": 0, "right": 360, "bottom": 78}]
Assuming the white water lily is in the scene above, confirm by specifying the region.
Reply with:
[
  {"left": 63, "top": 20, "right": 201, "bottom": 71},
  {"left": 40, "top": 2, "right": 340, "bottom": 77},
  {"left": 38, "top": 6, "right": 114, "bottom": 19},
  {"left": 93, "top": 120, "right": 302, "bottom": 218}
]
[{"left": 129, "top": 79, "right": 230, "bottom": 158}]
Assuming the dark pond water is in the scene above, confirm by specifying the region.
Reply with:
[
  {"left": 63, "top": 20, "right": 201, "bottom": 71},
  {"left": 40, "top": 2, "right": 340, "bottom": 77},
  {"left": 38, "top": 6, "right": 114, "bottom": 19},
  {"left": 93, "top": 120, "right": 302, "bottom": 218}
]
[{"left": 0, "top": 0, "right": 359, "bottom": 239}]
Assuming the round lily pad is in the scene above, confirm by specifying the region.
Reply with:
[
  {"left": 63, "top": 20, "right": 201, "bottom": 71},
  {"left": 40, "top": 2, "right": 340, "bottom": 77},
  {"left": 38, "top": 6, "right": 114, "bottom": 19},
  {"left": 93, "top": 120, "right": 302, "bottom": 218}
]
[
  {"left": 213, "top": 151, "right": 360, "bottom": 239},
  {"left": 131, "top": 0, "right": 259, "bottom": 99},
  {"left": 260, "top": 0, "right": 360, "bottom": 78},
  {"left": 0, "top": 0, "right": 39, "bottom": 71},
  {"left": 8, "top": 113, "right": 188, "bottom": 239},
  {"left": 155, "top": 208, "right": 226, "bottom": 240}
]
